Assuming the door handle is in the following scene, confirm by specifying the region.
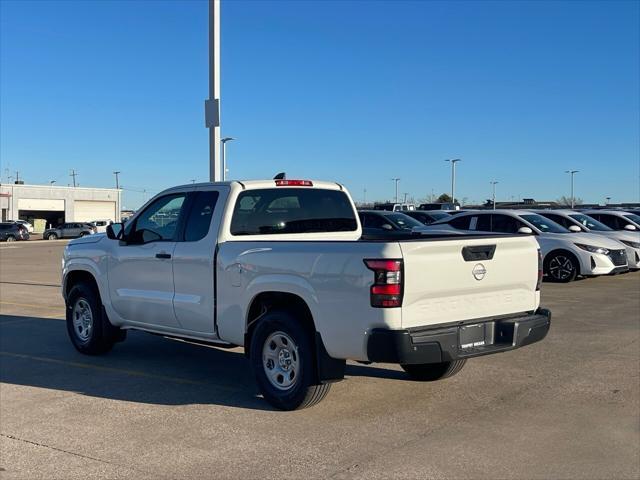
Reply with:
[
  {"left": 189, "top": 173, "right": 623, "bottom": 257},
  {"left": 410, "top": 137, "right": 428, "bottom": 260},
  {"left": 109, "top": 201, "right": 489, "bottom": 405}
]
[{"left": 155, "top": 253, "right": 172, "bottom": 259}]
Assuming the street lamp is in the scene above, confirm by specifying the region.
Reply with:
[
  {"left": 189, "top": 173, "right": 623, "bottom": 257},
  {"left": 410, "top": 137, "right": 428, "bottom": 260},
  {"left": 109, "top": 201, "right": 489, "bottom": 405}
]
[
  {"left": 445, "top": 159, "right": 461, "bottom": 204},
  {"left": 565, "top": 170, "right": 579, "bottom": 208},
  {"left": 490, "top": 181, "right": 499, "bottom": 210},
  {"left": 391, "top": 178, "right": 400, "bottom": 203},
  {"left": 221, "top": 137, "right": 235, "bottom": 181},
  {"left": 50, "top": 180, "right": 56, "bottom": 186},
  {"left": 605, "top": 196, "right": 611, "bottom": 206}
]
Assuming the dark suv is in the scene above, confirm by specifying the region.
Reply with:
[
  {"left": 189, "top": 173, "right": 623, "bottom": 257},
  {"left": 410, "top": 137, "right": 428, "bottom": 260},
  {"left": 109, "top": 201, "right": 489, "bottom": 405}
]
[
  {"left": 0, "top": 222, "right": 30, "bottom": 242},
  {"left": 43, "top": 222, "right": 96, "bottom": 240}
]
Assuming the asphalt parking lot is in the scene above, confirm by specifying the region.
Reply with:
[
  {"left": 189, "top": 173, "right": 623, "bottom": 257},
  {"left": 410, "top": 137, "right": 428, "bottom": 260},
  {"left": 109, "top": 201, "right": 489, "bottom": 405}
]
[{"left": 1, "top": 240, "right": 639, "bottom": 479}]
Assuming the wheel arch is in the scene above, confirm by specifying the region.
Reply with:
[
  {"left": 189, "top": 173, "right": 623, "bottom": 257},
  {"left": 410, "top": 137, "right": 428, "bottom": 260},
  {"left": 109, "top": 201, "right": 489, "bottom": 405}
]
[
  {"left": 64, "top": 267, "right": 103, "bottom": 302},
  {"left": 243, "top": 291, "right": 345, "bottom": 384}
]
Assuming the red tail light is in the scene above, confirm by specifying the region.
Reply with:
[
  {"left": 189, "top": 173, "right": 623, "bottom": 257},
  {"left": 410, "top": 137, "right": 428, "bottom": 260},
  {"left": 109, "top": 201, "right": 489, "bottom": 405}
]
[
  {"left": 275, "top": 179, "right": 313, "bottom": 186},
  {"left": 364, "top": 259, "right": 403, "bottom": 308},
  {"left": 536, "top": 249, "right": 543, "bottom": 291}
]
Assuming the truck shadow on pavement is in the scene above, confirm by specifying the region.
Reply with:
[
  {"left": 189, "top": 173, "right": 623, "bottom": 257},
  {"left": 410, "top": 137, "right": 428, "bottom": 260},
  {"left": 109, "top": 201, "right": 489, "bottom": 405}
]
[{"left": 0, "top": 314, "right": 405, "bottom": 411}]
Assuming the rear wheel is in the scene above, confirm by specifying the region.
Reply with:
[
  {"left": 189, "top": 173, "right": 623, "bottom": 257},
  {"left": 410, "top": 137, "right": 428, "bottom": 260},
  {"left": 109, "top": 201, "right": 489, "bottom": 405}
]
[
  {"left": 5, "top": 235, "right": 16, "bottom": 242},
  {"left": 250, "top": 310, "right": 331, "bottom": 410},
  {"left": 66, "top": 283, "right": 125, "bottom": 355},
  {"left": 47, "top": 233, "right": 58, "bottom": 240},
  {"left": 401, "top": 359, "right": 467, "bottom": 381},
  {"left": 545, "top": 252, "right": 578, "bottom": 283}
]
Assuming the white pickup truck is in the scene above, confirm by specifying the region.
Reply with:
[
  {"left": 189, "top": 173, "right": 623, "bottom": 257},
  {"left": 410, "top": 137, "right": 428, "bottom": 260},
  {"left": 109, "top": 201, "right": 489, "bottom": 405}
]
[{"left": 62, "top": 178, "right": 551, "bottom": 410}]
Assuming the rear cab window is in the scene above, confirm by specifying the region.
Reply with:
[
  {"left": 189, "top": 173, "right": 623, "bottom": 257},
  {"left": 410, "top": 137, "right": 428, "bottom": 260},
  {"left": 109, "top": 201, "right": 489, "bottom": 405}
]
[{"left": 230, "top": 188, "right": 357, "bottom": 236}]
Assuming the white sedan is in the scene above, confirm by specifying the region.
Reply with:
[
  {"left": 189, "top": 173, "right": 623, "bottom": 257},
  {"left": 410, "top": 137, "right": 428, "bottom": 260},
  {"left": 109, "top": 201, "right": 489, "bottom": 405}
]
[
  {"left": 535, "top": 210, "right": 640, "bottom": 270},
  {"left": 430, "top": 210, "right": 629, "bottom": 282}
]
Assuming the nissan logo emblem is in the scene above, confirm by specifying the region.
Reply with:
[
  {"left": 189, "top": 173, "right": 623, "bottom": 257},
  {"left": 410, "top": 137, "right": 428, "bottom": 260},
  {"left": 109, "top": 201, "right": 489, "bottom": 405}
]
[{"left": 472, "top": 263, "right": 487, "bottom": 281}]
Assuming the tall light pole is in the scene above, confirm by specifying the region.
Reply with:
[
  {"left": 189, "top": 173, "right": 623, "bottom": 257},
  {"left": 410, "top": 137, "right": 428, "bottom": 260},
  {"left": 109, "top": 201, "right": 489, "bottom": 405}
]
[
  {"left": 565, "top": 170, "right": 579, "bottom": 208},
  {"left": 490, "top": 180, "right": 499, "bottom": 210},
  {"left": 221, "top": 137, "right": 235, "bottom": 181},
  {"left": 50, "top": 180, "right": 56, "bottom": 186},
  {"left": 113, "top": 171, "right": 121, "bottom": 190},
  {"left": 391, "top": 178, "right": 400, "bottom": 203},
  {"left": 605, "top": 196, "right": 611, "bottom": 206},
  {"left": 206, "top": 0, "right": 222, "bottom": 181},
  {"left": 445, "top": 159, "right": 461, "bottom": 204}
]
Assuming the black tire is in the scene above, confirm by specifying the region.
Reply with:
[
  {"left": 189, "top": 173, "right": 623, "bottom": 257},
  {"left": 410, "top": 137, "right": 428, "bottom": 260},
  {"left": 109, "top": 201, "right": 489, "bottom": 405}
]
[
  {"left": 544, "top": 251, "right": 579, "bottom": 283},
  {"left": 79, "top": 232, "right": 86, "bottom": 237},
  {"left": 5, "top": 235, "right": 16, "bottom": 242},
  {"left": 401, "top": 359, "right": 467, "bottom": 381},
  {"left": 47, "top": 233, "right": 58, "bottom": 240},
  {"left": 66, "top": 282, "right": 124, "bottom": 355},
  {"left": 250, "top": 310, "right": 331, "bottom": 410}
]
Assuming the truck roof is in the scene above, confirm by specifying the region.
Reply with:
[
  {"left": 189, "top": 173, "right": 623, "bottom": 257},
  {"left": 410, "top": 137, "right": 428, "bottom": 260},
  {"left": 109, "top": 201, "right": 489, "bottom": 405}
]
[{"left": 165, "top": 179, "right": 345, "bottom": 192}]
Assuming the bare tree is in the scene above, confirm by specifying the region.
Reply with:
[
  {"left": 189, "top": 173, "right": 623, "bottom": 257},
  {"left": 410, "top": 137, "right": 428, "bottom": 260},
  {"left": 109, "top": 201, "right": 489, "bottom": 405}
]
[{"left": 556, "top": 195, "right": 583, "bottom": 206}]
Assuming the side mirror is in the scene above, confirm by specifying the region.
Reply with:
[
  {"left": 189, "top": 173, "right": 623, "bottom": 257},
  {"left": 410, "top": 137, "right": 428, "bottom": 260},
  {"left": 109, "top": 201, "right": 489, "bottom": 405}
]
[
  {"left": 568, "top": 225, "right": 582, "bottom": 232},
  {"left": 518, "top": 226, "right": 533, "bottom": 234},
  {"left": 106, "top": 223, "right": 123, "bottom": 240},
  {"left": 624, "top": 224, "right": 637, "bottom": 231}
]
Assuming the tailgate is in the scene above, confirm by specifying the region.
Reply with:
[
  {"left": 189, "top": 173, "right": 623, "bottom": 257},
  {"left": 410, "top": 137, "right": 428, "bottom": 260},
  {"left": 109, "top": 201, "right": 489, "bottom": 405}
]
[{"left": 400, "top": 235, "right": 539, "bottom": 328}]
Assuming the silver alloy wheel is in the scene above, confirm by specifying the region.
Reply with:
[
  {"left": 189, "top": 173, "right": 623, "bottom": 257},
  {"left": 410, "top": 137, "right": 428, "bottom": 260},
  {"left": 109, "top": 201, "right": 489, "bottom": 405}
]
[
  {"left": 262, "top": 331, "right": 300, "bottom": 391},
  {"left": 48, "top": 234, "right": 57, "bottom": 240},
  {"left": 6, "top": 236, "right": 15, "bottom": 242},
  {"left": 549, "top": 255, "right": 574, "bottom": 280},
  {"left": 72, "top": 298, "right": 93, "bottom": 342}
]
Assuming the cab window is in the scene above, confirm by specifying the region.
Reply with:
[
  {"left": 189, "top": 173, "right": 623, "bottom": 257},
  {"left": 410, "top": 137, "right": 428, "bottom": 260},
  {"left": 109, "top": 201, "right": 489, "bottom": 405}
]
[
  {"left": 126, "top": 194, "right": 187, "bottom": 244},
  {"left": 184, "top": 191, "right": 219, "bottom": 242}
]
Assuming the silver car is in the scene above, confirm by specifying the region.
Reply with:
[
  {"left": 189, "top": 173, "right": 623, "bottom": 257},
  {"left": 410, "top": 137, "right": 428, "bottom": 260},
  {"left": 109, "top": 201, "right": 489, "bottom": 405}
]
[{"left": 535, "top": 210, "right": 640, "bottom": 270}]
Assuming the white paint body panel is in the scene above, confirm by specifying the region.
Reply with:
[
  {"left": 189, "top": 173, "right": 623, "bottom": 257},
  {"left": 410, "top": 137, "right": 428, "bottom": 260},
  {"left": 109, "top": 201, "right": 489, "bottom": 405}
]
[{"left": 63, "top": 181, "right": 542, "bottom": 362}]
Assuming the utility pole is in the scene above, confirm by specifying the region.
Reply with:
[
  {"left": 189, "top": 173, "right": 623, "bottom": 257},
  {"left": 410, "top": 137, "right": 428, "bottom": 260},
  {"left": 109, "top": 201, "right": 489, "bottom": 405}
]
[
  {"left": 445, "top": 159, "right": 461, "bottom": 204},
  {"left": 15, "top": 171, "right": 19, "bottom": 183},
  {"left": 490, "top": 180, "right": 499, "bottom": 210},
  {"left": 363, "top": 188, "right": 367, "bottom": 204},
  {"left": 565, "top": 170, "right": 579, "bottom": 208},
  {"left": 221, "top": 137, "right": 235, "bottom": 181},
  {"left": 205, "top": 0, "right": 222, "bottom": 182},
  {"left": 113, "top": 171, "right": 121, "bottom": 189},
  {"left": 391, "top": 178, "right": 400, "bottom": 203},
  {"left": 70, "top": 169, "right": 78, "bottom": 187}
]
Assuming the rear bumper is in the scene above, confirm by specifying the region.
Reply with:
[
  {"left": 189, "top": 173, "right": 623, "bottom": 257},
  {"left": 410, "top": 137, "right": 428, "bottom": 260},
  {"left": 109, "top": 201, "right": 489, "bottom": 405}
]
[{"left": 366, "top": 308, "right": 551, "bottom": 365}]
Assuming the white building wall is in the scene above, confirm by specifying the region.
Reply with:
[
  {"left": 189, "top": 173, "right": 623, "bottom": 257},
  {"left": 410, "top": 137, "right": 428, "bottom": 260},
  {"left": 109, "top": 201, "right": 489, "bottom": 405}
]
[{"left": 0, "top": 183, "right": 121, "bottom": 223}]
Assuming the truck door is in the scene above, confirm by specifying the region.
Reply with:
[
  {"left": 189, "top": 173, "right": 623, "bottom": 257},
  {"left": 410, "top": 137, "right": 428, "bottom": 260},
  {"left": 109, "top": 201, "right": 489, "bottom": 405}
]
[
  {"left": 171, "top": 188, "right": 224, "bottom": 334},
  {"left": 108, "top": 193, "right": 187, "bottom": 328}
]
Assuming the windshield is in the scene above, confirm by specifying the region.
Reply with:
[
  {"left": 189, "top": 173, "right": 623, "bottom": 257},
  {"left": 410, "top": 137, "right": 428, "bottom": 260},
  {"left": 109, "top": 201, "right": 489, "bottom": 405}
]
[
  {"left": 520, "top": 214, "right": 569, "bottom": 233},
  {"left": 624, "top": 214, "right": 640, "bottom": 224},
  {"left": 569, "top": 214, "right": 612, "bottom": 232},
  {"left": 386, "top": 213, "right": 423, "bottom": 230}
]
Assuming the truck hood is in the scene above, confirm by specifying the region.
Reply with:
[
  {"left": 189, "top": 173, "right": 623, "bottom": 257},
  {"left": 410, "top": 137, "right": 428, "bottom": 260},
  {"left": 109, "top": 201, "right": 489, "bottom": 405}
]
[{"left": 68, "top": 233, "right": 105, "bottom": 246}]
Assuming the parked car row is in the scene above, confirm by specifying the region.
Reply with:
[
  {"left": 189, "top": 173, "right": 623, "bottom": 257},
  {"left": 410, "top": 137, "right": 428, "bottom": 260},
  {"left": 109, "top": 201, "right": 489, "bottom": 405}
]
[{"left": 356, "top": 207, "right": 639, "bottom": 283}]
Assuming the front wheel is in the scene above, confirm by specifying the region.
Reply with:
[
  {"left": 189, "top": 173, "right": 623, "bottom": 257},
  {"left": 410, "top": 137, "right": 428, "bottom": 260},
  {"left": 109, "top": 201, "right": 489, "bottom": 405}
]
[
  {"left": 250, "top": 311, "right": 331, "bottom": 410},
  {"left": 545, "top": 252, "right": 578, "bottom": 283},
  {"left": 401, "top": 359, "right": 467, "bottom": 381},
  {"left": 47, "top": 233, "right": 58, "bottom": 240},
  {"left": 66, "top": 283, "right": 124, "bottom": 355}
]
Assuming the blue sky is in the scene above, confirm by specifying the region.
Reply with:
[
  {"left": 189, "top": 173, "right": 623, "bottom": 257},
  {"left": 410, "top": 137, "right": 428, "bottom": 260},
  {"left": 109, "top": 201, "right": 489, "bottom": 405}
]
[{"left": 1, "top": 0, "right": 638, "bottom": 209}]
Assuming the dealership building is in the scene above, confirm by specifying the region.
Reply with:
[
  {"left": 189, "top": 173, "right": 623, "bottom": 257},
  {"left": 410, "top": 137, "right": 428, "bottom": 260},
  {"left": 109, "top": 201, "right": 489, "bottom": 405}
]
[{"left": 0, "top": 183, "right": 121, "bottom": 232}]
